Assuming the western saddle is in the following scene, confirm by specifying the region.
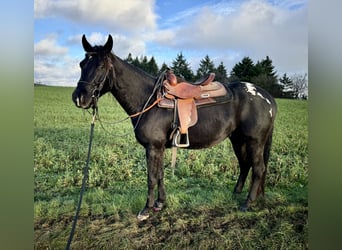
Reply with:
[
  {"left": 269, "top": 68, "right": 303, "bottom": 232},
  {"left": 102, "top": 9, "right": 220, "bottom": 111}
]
[{"left": 158, "top": 69, "right": 229, "bottom": 147}]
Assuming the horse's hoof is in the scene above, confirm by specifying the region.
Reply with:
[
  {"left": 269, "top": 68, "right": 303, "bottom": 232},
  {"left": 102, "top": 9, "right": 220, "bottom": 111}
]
[
  {"left": 240, "top": 202, "right": 249, "bottom": 212},
  {"left": 153, "top": 201, "right": 164, "bottom": 212},
  {"left": 137, "top": 209, "right": 150, "bottom": 221}
]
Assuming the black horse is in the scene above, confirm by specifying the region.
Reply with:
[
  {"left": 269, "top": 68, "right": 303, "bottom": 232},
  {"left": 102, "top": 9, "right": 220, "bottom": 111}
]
[{"left": 72, "top": 35, "right": 277, "bottom": 221}]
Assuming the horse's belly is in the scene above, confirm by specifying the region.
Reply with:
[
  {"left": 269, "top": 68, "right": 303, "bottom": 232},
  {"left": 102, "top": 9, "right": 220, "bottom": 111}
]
[{"left": 186, "top": 122, "right": 233, "bottom": 149}]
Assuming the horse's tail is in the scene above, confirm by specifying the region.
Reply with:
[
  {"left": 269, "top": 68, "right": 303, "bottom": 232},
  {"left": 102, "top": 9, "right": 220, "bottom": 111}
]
[{"left": 260, "top": 126, "right": 274, "bottom": 196}]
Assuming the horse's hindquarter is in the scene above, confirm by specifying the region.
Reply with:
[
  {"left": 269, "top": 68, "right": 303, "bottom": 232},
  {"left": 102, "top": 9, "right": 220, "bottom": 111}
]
[
  {"left": 229, "top": 82, "right": 277, "bottom": 137},
  {"left": 188, "top": 82, "right": 276, "bottom": 148}
]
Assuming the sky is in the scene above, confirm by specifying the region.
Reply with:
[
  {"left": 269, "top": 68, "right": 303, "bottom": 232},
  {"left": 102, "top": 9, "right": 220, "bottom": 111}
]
[{"left": 34, "top": 0, "right": 307, "bottom": 86}]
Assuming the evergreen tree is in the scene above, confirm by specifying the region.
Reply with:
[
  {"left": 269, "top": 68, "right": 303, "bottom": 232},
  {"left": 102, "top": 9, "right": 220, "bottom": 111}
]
[
  {"left": 140, "top": 56, "right": 149, "bottom": 72},
  {"left": 252, "top": 74, "right": 283, "bottom": 97},
  {"left": 279, "top": 73, "right": 294, "bottom": 98},
  {"left": 255, "top": 56, "right": 277, "bottom": 77},
  {"left": 230, "top": 56, "right": 257, "bottom": 82},
  {"left": 215, "top": 61, "right": 228, "bottom": 83},
  {"left": 125, "top": 53, "right": 134, "bottom": 64},
  {"left": 230, "top": 56, "right": 284, "bottom": 97},
  {"left": 196, "top": 55, "right": 215, "bottom": 78},
  {"left": 172, "top": 52, "right": 194, "bottom": 81},
  {"left": 132, "top": 56, "right": 140, "bottom": 68},
  {"left": 147, "top": 56, "right": 159, "bottom": 76},
  {"left": 159, "top": 62, "right": 169, "bottom": 74},
  {"left": 252, "top": 56, "right": 282, "bottom": 97}
]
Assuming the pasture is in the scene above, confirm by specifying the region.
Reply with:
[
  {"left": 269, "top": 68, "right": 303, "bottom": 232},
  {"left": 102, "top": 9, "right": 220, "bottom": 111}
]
[{"left": 34, "top": 85, "right": 308, "bottom": 249}]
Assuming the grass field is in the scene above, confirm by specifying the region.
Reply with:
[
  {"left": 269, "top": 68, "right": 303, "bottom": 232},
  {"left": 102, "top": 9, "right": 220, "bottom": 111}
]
[{"left": 34, "top": 85, "right": 308, "bottom": 249}]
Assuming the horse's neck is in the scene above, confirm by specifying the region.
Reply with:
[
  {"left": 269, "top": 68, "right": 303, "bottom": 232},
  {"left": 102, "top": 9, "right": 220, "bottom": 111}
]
[{"left": 110, "top": 55, "right": 155, "bottom": 115}]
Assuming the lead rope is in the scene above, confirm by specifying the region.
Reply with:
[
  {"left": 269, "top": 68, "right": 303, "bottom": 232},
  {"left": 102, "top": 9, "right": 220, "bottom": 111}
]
[{"left": 66, "top": 102, "right": 97, "bottom": 250}]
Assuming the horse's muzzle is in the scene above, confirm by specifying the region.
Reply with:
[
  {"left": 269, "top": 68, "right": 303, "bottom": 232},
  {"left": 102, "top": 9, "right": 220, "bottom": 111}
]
[{"left": 72, "top": 91, "right": 92, "bottom": 109}]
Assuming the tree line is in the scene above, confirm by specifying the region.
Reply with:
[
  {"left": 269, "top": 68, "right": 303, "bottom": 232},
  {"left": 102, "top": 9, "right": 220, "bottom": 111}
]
[{"left": 124, "top": 53, "right": 308, "bottom": 99}]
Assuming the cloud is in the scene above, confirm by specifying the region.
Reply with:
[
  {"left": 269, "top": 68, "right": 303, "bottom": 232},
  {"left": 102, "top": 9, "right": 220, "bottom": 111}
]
[
  {"left": 34, "top": 32, "right": 147, "bottom": 86},
  {"left": 34, "top": 33, "right": 68, "bottom": 56},
  {"left": 34, "top": 56, "right": 80, "bottom": 86},
  {"left": 34, "top": 0, "right": 158, "bottom": 33},
  {"left": 152, "top": 0, "right": 307, "bottom": 74},
  {"left": 34, "top": 0, "right": 308, "bottom": 86},
  {"left": 34, "top": 33, "right": 78, "bottom": 86},
  {"left": 68, "top": 32, "right": 147, "bottom": 57}
]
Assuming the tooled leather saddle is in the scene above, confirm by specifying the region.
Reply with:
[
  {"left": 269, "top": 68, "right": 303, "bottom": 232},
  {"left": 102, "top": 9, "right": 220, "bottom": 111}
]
[{"left": 158, "top": 69, "right": 232, "bottom": 147}]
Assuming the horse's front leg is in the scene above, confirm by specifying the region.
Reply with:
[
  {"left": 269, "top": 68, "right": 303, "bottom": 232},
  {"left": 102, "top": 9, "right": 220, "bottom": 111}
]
[{"left": 137, "top": 145, "right": 165, "bottom": 221}]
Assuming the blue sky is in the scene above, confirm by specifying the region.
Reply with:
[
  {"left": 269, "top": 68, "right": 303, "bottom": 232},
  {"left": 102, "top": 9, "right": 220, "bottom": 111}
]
[{"left": 34, "top": 0, "right": 307, "bottom": 86}]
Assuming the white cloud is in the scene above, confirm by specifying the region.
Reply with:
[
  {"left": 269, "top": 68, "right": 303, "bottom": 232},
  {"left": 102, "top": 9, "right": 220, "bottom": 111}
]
[
  {"left": 34, "top": 33, "right": 68, "bottom": 56},
  {"left": 147, "top": 29, "right": 176, "bottom": 46},
  {"left": 152, "top": 0, "right": 307, "bottom": 74},
  {"left": 34, "top": 56, "right": 80, "bottom": 86},
  {"left": 68, "top": 32, "right": 147, "bottom": 57},
  {"left": 34, "top": 32, "right": 147, "bottom": 86},
  {"left": 34, "top": 33, "right": 79, "bottom": 86},
  {"left": 34, "top": 0, "right": 157, "bottom": 33},
  {"left": 34, "top": 0, "right": 308, "bottom": 86}
]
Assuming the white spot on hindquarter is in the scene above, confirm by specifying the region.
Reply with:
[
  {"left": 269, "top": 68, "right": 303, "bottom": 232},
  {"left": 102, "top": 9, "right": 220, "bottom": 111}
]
[
  {"left": 257, "top": 92, "right": 271, "bottom": 105},
  {"left": 269, "top": 108, "right": 273, "bottom": 117},
  {"left": 243, "top": 82, "right": 273, "bottom": 117}
]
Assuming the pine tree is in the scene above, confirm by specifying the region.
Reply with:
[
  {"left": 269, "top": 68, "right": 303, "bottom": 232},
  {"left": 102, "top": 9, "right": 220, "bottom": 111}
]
[
  {"left": 230, "top": 56, "right": 256, "bottom": 82},
  {"left": 132, "top": 56, "right": 140, "bottom": 68},
  {"left": 196, "top": 55, "right": 215, "bottom": 78},
  {"left": 279, "top": 73, "right": 294, "bottom": 98},
  {"left": 140, "top": 56, "right": 149, "bottom": 72},
  {"left": 159, "top": 62, "right": 169, "bottom": 74},
  {"left": 255, "top": 56, "right": 277, "bottom": 77},
  {"left": 252, "top": 56, "right": 281, "bottom": 97},
  {"left": 171, "top": 52, "right": 194, "bottom": 81},
  {"left": 125, "top": 53, "right": 134, "bottom": 64},
  {"left": 215, "top": 62, "right": 228, "bottom": 83},
  {"left": 230, "top": 56, "right": 284, "bottom": 97},
  {"left": 147, "top": 56, "right": 159, "bottom": 76}
]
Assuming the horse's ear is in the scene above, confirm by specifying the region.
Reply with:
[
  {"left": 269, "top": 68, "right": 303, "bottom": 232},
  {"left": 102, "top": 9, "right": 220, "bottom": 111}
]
[
  {"left": 103, "top": 35, "right": 113, "bottom": 53},
  {"left": 82, "top": 35, "right": 93, "bottom": 52}
]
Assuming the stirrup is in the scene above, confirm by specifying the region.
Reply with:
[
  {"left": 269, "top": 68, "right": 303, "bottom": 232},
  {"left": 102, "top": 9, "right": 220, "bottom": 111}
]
[{"left": 173, "top": 129, "right": 190, "bottom": 148}]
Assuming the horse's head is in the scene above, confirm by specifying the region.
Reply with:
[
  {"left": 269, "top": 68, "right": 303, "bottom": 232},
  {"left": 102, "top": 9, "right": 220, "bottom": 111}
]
[{"left": 72, "top": 34, "right": 114, "bottom": 109}]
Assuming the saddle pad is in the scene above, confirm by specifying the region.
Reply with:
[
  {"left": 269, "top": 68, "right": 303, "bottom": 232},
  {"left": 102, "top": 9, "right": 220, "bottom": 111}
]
[{"left": 158, "top": 85, "right": 233, "bottom": 109}]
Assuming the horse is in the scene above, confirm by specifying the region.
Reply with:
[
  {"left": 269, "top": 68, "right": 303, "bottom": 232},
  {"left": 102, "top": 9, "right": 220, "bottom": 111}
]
[{"left": 72, "top": 35, "right": 277, "bottom": 221}]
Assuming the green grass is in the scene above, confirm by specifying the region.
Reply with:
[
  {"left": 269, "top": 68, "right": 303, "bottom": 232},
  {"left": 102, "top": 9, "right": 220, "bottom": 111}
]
[{"left": 34, "top": 86, "right": 308, "bottom": 249}]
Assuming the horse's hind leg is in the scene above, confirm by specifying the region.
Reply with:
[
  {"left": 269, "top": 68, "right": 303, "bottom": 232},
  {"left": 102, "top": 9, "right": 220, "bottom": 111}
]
[
  {"left": 241, "top": 140, "right": 266, "bottom": 211},
  {"left": 230, "top": 133, "right": 251, "bottom": 194}
]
